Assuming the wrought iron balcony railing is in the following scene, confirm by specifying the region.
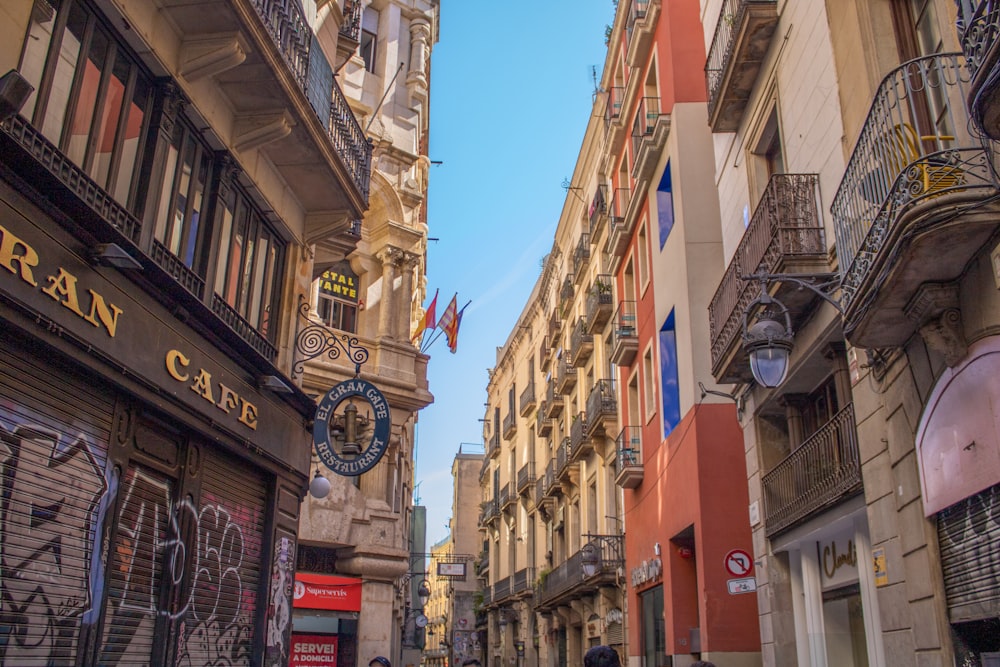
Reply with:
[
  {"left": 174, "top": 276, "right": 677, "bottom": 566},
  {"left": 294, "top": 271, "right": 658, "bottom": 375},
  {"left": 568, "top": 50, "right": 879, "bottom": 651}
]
[
  {"left": 589, "top": 184, "right": 608, "bottom": 233},
  {"left": 545, "top": 381, "right": 563, "bottom": 417},
  {"left": 961, "top": 2, "right": 1000, "bottom": 139},
  {"left": 502, "top": 409, "right": 517, "bottom": 439},
  {"left": 340, "top": 0, "right": 364, "bottom": 41},
  {"left": 762, "top": 403, "right": 862, "bottom": 536},
  {"left": 570, "top": 412, "right": 591, "bottom": 461},
  {"left": 557, "top": 437, "right": 574, "bottom": 480},
  {"left": 831, "top": 54, "right": 999, "bottom": 343},
  {"left": 520, "top": 382, "right": 537, "bottom": 416},
  {"left": 539, "top": 338, "right": 552, "bottom": 369},
  {"left": 705, "top": 0, "right": 778, "bottom": 132},
  {"left": 493, "top": 576, "right": 512, "bottom": 603},
  {"left": 537, "top": 404, "right": 553, "bottom": 436},
  {"left": 606, "top": 187, "right": 633, "bottom": 257},
  {"left": 487, "top": 431, "right": 500, "bottom": 458},
  {"left": 611, "top": 300, "right": 639, "bottom": 366},
  {"left": 631, "top": 97, "right": 661, "bottom": 162},
  {"left": 536, "top": 535, "right": 623, "bottom": 607},
  {"left": 574, "top": 232, "right": 592, "bottom": 283},
  {"left": 614, "top": 426, "right": 643, "bottom": 488},
  {"left": 557, "top": 357, "right": 578, "bottom": 394},
  {"left": 586, "top": 276, "right": 614, "bottom": 332},
  {"left": 517, "top": 462, "right": 536, "bottom": 495},
  {"left": 570, "top": 318, "right": 594, "bottom": 367},
  {"left": 500, "top": 482, "right": 515, "bottom": 511},
  {"left": 708, "top": 173, "right": 825, "bottom": 382},
  {"left": 606, "top": 87, "right": 625, "bottom": 126},
  {"left": 586, "top": 380, "right": 617, "bottom": 438},
  {"left": 512, "top": 567, "right": 536, "bottom": 596}
]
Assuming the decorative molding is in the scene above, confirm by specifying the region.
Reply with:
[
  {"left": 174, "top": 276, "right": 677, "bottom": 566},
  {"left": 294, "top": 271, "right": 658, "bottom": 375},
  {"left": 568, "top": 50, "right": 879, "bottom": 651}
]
[
  {"left": 180, "top": 32, "right": 250, "bottom": 82},
  {"left": 233, "top": 111, "right": 295, "bottom": 152},
  {"left": 919, "top": 308, "right": 968, "bottom": 367}
]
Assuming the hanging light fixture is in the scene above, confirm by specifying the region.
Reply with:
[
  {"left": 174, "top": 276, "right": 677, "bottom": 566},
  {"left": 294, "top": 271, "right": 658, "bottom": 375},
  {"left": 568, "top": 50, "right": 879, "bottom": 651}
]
[{"left": 309, "top": 468, "right": 331, "bottom": 498}]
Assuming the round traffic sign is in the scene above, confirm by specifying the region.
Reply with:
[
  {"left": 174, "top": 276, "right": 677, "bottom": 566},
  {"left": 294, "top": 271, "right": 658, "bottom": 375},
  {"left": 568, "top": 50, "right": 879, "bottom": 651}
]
[{"left": 724, "top": 549, "right": 753, "bottom": 577}]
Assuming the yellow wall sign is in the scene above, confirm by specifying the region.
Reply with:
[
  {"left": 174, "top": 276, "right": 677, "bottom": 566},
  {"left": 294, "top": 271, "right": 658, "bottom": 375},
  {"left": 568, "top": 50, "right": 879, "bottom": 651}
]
[
  {"left": 319, "top": 262, "right": 358, "bottom": 303},
  {"left": 872, "top": 546, "right": 888, "bottom": 587}
]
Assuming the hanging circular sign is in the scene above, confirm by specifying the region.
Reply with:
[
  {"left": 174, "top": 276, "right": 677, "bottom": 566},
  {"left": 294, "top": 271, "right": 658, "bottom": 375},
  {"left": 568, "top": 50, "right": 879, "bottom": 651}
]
[{"left": 314, "top": 379, "right": 391, "bottom": 476}]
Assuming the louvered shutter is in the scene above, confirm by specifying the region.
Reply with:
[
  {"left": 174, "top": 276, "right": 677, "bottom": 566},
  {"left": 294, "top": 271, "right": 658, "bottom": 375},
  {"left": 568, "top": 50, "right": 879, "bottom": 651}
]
[
  {"left": 938, "top": 483, "right": 1000, "bottom": 623},
  {"left": 0, "top": 340, "right": 113, "bottom": 665}
]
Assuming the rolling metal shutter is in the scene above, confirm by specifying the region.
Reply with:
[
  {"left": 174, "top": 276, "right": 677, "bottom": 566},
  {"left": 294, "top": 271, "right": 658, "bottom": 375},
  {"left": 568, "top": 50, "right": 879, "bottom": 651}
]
[
  {"left": 177, "top": 447, "right": 267, "bottom": 666},
  {"left": 0, "top": 339, "right": 113, "bottom": 666},
  {"left": 938, "top": 483, "right": 1000, "bottom": 623}
]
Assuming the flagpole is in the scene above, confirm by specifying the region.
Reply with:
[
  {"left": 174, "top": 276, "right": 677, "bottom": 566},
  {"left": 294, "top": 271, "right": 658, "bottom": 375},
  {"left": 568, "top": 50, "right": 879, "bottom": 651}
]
[{"left": 422, "top": 300, "right": 471, "bottom": 354}]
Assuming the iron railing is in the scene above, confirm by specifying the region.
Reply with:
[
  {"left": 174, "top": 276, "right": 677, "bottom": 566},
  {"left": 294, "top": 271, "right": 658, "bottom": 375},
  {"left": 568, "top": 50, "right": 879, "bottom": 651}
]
[
  {"left": 705, "top": 0, "right": 777, "bottom": 119},
  {"left": 761, "top": 403, "right": 862, "bottom": 536},
  {"left": 493, "top": 576, "right": 512, "bottom": 603},
  {"left": 537, "top": 535, "right": 623, "bottom": 604},
  {"left": 499, "top": 482, "right": 514, "bottom": 510},
  {"left": 517, "top": 462, "right": 536, "bottom": 494},
  {"left": 520, "top": 382, "right": 537, "bottom": 416},
  {"left": 487, "top": 431, "right": 500, "bottom": 458},
  {"left": 512, "top": 567, "right": 535, "bottom": 595},
  {"left": 340, "top": 0, "right": 364, "bottom": 41},
  {"left": 606, "top": 87, "right": 625, "bottom": 125},
  {"left": 574, "top": 232, "right": 591, "bottom": 281},
  {"left": 614, "top": 426, "right": 643, "bottom": 488},
  {"left": 557, "top": 357, "right": 577, "bottom": 393},
  {"left": 831, "top": 54, "right": 994, "bottom": 314},
  {"left": 586, "top": 276, "right": 614, "bottom": 332},
  {"left": 570, "top": 412, "right": 589, "bottom": 459},
  {"left": 590, "top": 184, "right": 608, "bottom": 230},
  {"left": 539, "top": 338, "right": 551, "bottom": 368},
  {"left": 612, "top": 301, "right": 638, "bottom": 345},
  {"left": 960, "top": 1, "right": 1000, "bottom": 77},
  {"left": 570, "top": 317, "right": 594, "bottom": 366},
  {"left": 586, "top": 380, "right": 617, "bottom": 435},
  {"left": 502, "top": 409, "right": 517, "bottom": 439},
  {"left": 556, "top": 437, "right": 571, "bottom": 477},
  {"left": 631, "top": 96, "right": 661, "bottom": 160},
  {"left": 708, "top": 173, "right": 824, "bottom": 368},
  {"left": 537, "top": 405, "right": 552, "bottom": 435},
  {"left": 250, "top": 0, "right": 372, "bottom": 201}
]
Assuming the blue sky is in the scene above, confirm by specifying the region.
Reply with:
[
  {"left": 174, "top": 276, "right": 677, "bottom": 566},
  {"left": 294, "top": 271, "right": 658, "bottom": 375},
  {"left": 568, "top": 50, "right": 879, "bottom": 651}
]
[{"left": 415, "top": 1, "right": 616, "bottom": 548}]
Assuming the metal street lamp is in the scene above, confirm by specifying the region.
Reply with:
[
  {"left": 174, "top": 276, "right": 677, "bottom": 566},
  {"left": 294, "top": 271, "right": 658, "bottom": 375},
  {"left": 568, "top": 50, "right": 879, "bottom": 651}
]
[{"left": 740, "top": 271, "right": 843, "bottom": 388}]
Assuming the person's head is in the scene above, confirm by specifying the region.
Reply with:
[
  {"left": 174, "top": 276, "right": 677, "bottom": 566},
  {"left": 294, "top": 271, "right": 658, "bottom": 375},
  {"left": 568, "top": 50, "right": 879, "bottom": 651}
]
[
  {"left": 369, "top": 657, "right": 391, "bottom": 667},
  {"left": 691, "top": 661, "right": 716, "bottom": 667},
  {"left": 584, "top": 645, "right": 621, "bottom": 667},
  {"left": 461, "top": 660, "right": 481, "bottom": 667}
]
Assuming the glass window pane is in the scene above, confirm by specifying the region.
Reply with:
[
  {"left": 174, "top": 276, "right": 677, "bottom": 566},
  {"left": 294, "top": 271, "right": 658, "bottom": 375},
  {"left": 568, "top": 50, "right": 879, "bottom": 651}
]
[
  {"left": 112, "top": 74, "right": 149, "bottom": 206},
  {"left": 214, "top": 198, "right": 235, "bottom": 296},
  {"left": 91, "top": 50, "right": 127, "bottom": 187},
  {"left": 66, "top": 28, "right": 108, "bottom": 165},
  {"left": 154, "top": 139, "right": 179, "bottom": 245},
  {"left": 20, "top": 0, "right": 60, "bottom": 121},
  {"left": 169, "top": 136, "right": 195, "bottom": 256},
  {"left": 41, "top": 1, "right": 87, "bottom": 143}
]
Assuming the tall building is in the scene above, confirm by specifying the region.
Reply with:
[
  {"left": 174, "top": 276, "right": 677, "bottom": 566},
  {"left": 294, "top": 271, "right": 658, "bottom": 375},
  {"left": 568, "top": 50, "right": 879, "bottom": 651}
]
[
  {"left": 293, "top": 0, "right": 438, "bottom": 666},
  {"left": 702, "top": 0, "right": 1000, "bottom": 663},
  {"left": 0, "top": 0, "right": 370, "bottom": 665},
  {"left": 426, "top": 448, "right": 485, "bottom": 667}
]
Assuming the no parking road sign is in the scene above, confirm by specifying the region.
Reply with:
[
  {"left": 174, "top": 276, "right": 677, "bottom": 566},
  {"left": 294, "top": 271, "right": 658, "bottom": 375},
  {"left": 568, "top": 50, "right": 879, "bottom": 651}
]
[{"left": 724, "top": 549, "right": 753, "bottom": 577}]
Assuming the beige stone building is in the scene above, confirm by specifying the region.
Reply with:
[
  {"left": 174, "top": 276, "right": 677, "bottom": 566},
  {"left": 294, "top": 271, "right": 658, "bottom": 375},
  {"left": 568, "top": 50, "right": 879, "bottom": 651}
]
[
  {"left": 294, "top": 0, "right": 438, "bottom": 666},
  {"left": 703, "top": 0, "right": 1000, "bottom": 664}
]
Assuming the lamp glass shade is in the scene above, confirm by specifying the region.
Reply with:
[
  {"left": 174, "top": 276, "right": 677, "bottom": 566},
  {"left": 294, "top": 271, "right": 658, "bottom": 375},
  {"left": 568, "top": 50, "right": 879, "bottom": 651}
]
[
  {"left": 309, "top": 472, "right": 331, "bottom": 499},
  {"left": 417, "top": 580, "right": 431, "bottom": 607},
  {"left": 749, "top": 344, "right": 790, "bottom": 388}
]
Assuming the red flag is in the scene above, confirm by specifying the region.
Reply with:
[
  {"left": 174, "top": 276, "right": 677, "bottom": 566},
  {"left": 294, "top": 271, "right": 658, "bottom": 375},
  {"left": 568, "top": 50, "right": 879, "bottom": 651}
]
[
  {"left": 436, "top": 294, "right": 458, "bottom": 348},
  {"left": 412, "top": 289, "right": 438, "bottom": 342}
]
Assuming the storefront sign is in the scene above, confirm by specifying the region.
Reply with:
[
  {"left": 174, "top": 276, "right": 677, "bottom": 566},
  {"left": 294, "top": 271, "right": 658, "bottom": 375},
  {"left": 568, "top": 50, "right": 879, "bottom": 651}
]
[
  {"left": 631, "top": 557, "right": 662, "bottom": 587},
  {"left": 318, "top": 262, "right": 359, "bottom": 303},
  {"left": 819, "top": 534, "right": 858, "bottom": 591},
  {"left": 314, "top": 379, "right": 391, "bottom": 476},
  {"left": 290, "top": 634, "right": 338, "bottom": 666},
  {"left": 0, "top": 193, "right": 312, "bottom": 472},
  {"left": 293, "top": 573, "right": 363, "bottom": 611}
]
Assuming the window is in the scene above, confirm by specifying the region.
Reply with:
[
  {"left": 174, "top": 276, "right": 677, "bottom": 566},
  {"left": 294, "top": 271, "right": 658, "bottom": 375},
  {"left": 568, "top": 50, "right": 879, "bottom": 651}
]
[
  {"left": 656, "top": 161, "right": 674, "bottom": 248},
  {"left": 748, "top": 107, "right": 784, "bottom": 203},
  {"left": 317, "top": 261, "right": 360, "bottom": 332},
  {"left": 659, "top": 310, "right": 680, "bottom": 436},
  {"left": 360, "top": 7, "right": 378, "bottom": 73},
  {"left": 642, "top": 346, "right": 656, "bottom": 423},
  {"left": 19, "top": 0, "right": 153, "bottom": 211},
  {"left": 214, "top": 184, "right": 285, "bottom": 339},
  {"left": 153, "top": 117, "right": 212, "bottom": 270},
  {"left": 637, "top": 221, "right": 649, "bottom": 289}
]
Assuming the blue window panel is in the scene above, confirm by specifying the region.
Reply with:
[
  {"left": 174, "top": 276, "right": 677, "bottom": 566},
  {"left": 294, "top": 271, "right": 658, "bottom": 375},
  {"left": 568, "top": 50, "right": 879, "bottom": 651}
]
[
  {"left": 660, "top": 310, "right": 681, "bottom": 436},
  {"left": 657, "top": 161, "right": 675, "bottom": 249}
]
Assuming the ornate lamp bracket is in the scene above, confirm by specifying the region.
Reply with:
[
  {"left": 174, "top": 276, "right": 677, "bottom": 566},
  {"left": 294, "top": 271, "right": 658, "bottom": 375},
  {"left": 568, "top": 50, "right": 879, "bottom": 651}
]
[
  {"left": 739, "top": 270, "right": 844, "bottom": 314},
  {"left": 293, "top": 294, "right": 370, "bottom": 378}
]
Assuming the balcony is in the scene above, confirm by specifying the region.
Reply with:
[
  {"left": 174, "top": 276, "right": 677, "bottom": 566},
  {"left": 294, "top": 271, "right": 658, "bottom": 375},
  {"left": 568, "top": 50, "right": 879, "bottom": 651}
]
[
  {"left": 548, "top": 310, "right": 563, "bottom": 350},
  {"left": 831, "top": 54, "right": 1000, "bottom": 348},
  {"left": 631, "top": 97, "right": 670, "bottom": 185},
  {"left": 586, "top": 276, "right": 615, "bottom": 332},
  {"left": 570, "top": 413, "right": 593, "bottom": 462},
  {"left": 605, "top": 188, "right": 632, "bottom": 258},
  {"left": 708, "top": 174, "right": 827, "bottom": 383},
  {"left": 520, "top": 382, "right": 537, "bottom": 417},
  {"left": 574, "top": 233, "right": 592, "bottom": 285},
  {"left": 556, "top": 357, "right": 578, "bottom": 394},
  {"left": 545, "top": 381, "right": 564, "bottom": 417},
  {"left": 517, "top": 462, "right": 537, "bottom": 495},
  {"left": 605, "top": 86, "right": 626, "bottom": 127},
  {"left": 512, "top": 567, "right": 536, "bottom": 598},
  {"left": 961, "top": 2, "right": 1000, "bottom": 140},
  {"left": 557, "top": 437, "right": 578, "bottom": 485},
  {"left": 626, "top": 0, "right": 660, "bottom": 68},
  {"left": 569, "top": 318, "right": 594, "bottom": 367},
  {"left": 586, "top": 380, "right": 617, "bottom": 441},
  {"left": 611, "top": 301, "right": 639, "bottom": 366},
  {"left": 537, "top": 405, "right": 553, "bottom": 436},
  {"left": 535, "top": 535, "right": 623, "bottom": 610},
  {"left": 762, "top": 403, "right": 862, "bottom": 537},
  {"left": 482, "top": 499, "right": 500, "bottom": 526},
  {"left": 479, "top": 457, "right": 490, "bottom": 483},
  {"left": 335, "top": 0, "right": 363, "bottom": 67},
  {"left": 560, "top": 276, "right": 575, "bottom": 311},
  {"left": 502, "top": 409, "right": 517, "bottom": 440},
  {"left": 589, "top": 184, "right": 609, "bottom": 238},
  {"left": 493, "top": 576, "right": 512, "bottom": 605},
  {"left": 705, "top": 0, "right": 779, "bottom": 132},
  {"left": 539, "top": 338, "right": 552, "bottom": 370},
  {"left": 487, "top": 431, "right": 500, "bottom": 459},
  {"left": 500, "top": 482, "right": 516, "bottom": 513},
  {"left": 614, "top": 427, "right": 643, "bottom": 489},
  {"left": 543, "top": 460, "right": 561, "bottom": 500}
]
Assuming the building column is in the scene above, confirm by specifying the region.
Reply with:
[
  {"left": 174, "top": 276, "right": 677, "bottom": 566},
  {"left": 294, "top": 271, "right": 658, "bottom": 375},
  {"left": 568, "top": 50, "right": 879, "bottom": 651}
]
[
  {"left": 398, "top": 252, "right": 418, "bottom": 340},
  {"left": 376, "top": 247, "right": 402, "bottom": 339},
  {"left": 781, "top": 394, "right": 808, "bottom": 449}
]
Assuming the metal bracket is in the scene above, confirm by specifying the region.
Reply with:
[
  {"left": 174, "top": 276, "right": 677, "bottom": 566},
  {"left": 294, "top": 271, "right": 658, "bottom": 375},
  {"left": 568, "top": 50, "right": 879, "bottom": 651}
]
[
  {"left": 292, "top": 294, "right": 370, "bottom": 378},
  {"left": 739, "top": 270, "right": 844, "bottom": 314}
]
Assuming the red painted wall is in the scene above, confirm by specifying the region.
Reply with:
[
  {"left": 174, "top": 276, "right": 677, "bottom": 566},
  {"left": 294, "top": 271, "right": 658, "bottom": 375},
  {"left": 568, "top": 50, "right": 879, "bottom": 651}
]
[{"left": 624, "top": 403, "right": 760, "bottom": 657}]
